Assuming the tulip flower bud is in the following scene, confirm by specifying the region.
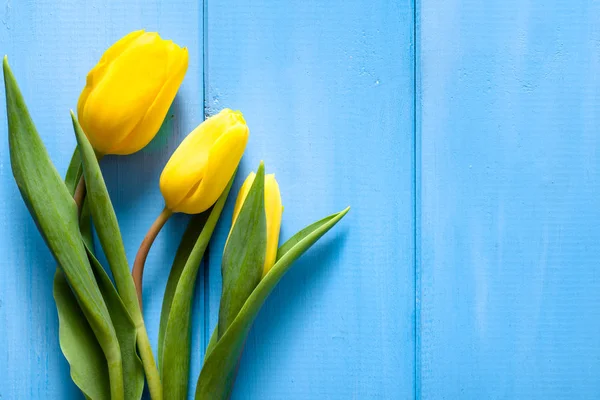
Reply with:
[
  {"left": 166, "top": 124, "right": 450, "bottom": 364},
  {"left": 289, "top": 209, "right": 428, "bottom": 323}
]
[
  {"left": 231, "top": 171, "right": 283, "bottom": 275},
  {"left": 77, "top": 30, "right": 188, "bottom": 155},
  {"left": 160, "top": 109, "right": 249, "bottom": 214}
]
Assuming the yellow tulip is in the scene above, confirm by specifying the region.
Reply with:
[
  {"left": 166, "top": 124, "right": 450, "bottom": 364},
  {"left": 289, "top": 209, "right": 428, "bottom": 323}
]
[
  {"left": 77, "top": 30, "right": 188, "bottom": 155},
  {"left": 160, "top": 109, "right": 249, "bottom": 214},
  {"left": 231, "top": 171, "right": 283, "bottom": 275}
]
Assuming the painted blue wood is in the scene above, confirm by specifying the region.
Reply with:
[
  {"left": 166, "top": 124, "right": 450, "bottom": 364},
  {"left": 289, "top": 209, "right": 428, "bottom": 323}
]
[
  {"left": 204, "top": 1, "right": 415, "bottom": 399},
  {"left": 0, "top": 1, "right": 203, "bottom": 398},
  {"left": 419, "top": 0, "right": 600, "bottom": 398},
  {"left": 8, "top": 1, "right": 600, "bottom": 399},
  {"left": 2, "top": 1, "right": 416, "bottom": 399}
]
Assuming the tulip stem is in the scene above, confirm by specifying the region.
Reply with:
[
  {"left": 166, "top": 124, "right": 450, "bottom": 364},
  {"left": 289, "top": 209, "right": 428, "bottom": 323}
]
[
  {"left": 74, "top": 160, "right": 165, "bottom": 400},
  {"left": 73, "top": 175, "right": 86, "bottom": 211},
  {"left": 131, "top": 207, "right": 173, "bottom": 399},
  {"left": 132, "top": 206, "right": 174, "bottom": 308}
]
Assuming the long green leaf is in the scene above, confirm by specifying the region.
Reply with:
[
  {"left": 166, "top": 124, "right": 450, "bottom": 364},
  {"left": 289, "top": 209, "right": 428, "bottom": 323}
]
[
  {"left": 77, "top": 173, "right": 143, "bottom": 400},
  {"left": 158, "top": 212, "right": 210, "bottom": 370},
  {"left": 275, "top": 212, "right": 344, "bottom": 260},
  {"left": 3, "top": 56, "right": 124, "bottom": 400},
  {"left": 53, "top": 269, "right": 110, "bottom": 400},
  {"left": 64, "top": 147, "right": 83, "bottom": 192},
  {"left": 203, "top": 328, "right": 218, "bottom": 366},
  {"left": 86, "top": 246, "right": 145, "bottom": 400},
  {"left": 161, "top": 176, "right": 235, "bottom": 400},
  {"left": 196, "top": 207, "right": 349, "bottom": 399},
  {"left": 78, "top": 194, "right": 144, "bottom": 400},
  {"left": 201, "top": 210, "right": 346, "bottom": 365},
  {"left": 71, "top": 111, "right": 162, "bottom": 399},
  {"left": 79, "top": 200, "right": 95, "bottom": 250},
  {"left": 53, "top": 148, "right": 111, "bottom": 400},
  {"left": 218, "top": 162, "right": 266, "bottom": 338},
  {"left": 203, "top": 208, "right": 348, "bottom": 363},
  {"left": 70, "top": 111, "right": 139, "bottom": 317}
]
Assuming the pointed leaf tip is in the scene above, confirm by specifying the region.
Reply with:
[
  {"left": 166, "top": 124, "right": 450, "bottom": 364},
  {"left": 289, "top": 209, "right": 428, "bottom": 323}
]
[
  {"left": 218, "top": 160, "right": 267, "bottom": 339},
  {"left": 256, "top": 162, "right": 265, "bottom": 177},
  {"left": 71, "top": 113, "right": 86, "bottom": 144},
  {"left": 3, "top": 55, "right": 13, "bottom": 82},
  {"left": 198, "top": 206, "right": 349, "bottom": 397},
  {"left": 4, "top": 55, "right": 125, "bottom": 399}
]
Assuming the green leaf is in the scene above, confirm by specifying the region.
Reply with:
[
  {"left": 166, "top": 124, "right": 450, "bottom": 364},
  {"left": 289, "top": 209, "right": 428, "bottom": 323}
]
[
  {"left": 79, "top": 200, "right": 95, "bottom": 250},
  {"left": 74, "top": 161, "right": 144, "bottom": 400},
  {"left": 78, "top": 188, "right": 144, "bottom": 400},
  {"left": 161, "top": 176, "right": 235, "bottom": 400},
  {"left": 218, "top": 162, "right": 266, "bottom": 338},
  {"left": 203, "top": 328, "right": 218, "bottom": 366},
  {"left": 71, "top": 112, "right": 162, "bottom": 399},
  {"left": 64, "top": 147, "right": 83, "bottom": 192},
  {"left": 3, "top": 56, "right": 124, "bottom": 400},
  {"left": 275, "top": 211, "right": 346, "bottom": 260},
  {"left": 196, "top": 207, "right": 349, "bottom": 399},
  {"left": 70, "top": 112, "right": 139, "bottom": 317},
  {"left": 202, "top": 209, "right": 349, "bottom": 365},
  {"left": 53, "top": 269, "right": 110, "bottom": 400},
  {"left": 86, "top": 246, "right": 145, "bottom": 400},
  {"left": 158, "top": 212, "right": 210, "bottom": 370},
  {"left": 54, "top": 148, "right": 111, "bottom": 400}
]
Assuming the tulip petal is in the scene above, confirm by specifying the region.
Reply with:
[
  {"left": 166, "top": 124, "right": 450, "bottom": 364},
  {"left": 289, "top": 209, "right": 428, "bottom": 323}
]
[
  {"left": 100, "top": 30, "right": 146, "bottom": 64},
  {"left": 76, "top": 84, "right": 93, "bottom": 125},
  {"left": 174, "top": 123, "right": 248, "bottom": 214},
  {"left": 86, "top": 30, "right": 146, "bottom": 89},
  {"left": 263, "top": 174, "right": 283, "bottom": 274},
  {"left": 229, "top": 172, "right": 283, "bottom": 275},
  {"left": 77, "top": 30, "right": 145, "bottom": 120},
  {"left": 112, "top": 46, "right": 189, "bottom": 155},
  {"left": 81, "top": 32, "right": 168, "bottom": 154},
  {"left": 160, "top": 109, "right": 247, "bottom": 211}
]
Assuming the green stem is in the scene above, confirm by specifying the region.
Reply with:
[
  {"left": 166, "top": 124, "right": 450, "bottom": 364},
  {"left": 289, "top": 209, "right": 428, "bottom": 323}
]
[
  {"left": 107, "top": 353, "right": 125, "bottom": 400},
  {"left": 73, "top": 170, "right": 124, "bottom": 400},
  {"left": 131, "top": 206, "right": 173, "bottom": 400},
  {"left": 73, "top": 174, "right": 86, "bottom": 210},
  {"left": 162, "top": 177, "right": 235, "bottom": 399},
  {"left": 136, "top": 324, "right": 162, "bottom": 400},
  {"left": 76, "top": 162, "right": 165, "bottom": 400}
]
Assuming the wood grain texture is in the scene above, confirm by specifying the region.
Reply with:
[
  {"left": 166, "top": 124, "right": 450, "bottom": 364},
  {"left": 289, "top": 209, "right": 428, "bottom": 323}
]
[
  {"left": 204, "top": 1, "right": 415, "bottom": 399},
  {"left": 0, "top": 0, "right": 203, "bottom": 398},
  {"left": 419, "top": 0, "right": 600, "bottom": 398},
  {"left": 5, "top": 0, "right": 600, "bottom": 399}
]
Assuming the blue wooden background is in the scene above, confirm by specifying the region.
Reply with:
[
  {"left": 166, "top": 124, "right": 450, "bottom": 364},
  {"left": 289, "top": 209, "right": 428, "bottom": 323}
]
[{"left": 1, "top": 0, "right": 598, "bottom": 399}]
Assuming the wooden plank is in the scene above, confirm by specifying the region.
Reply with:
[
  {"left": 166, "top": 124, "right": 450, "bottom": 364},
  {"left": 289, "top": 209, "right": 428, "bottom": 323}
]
[
  {"left": 0, "top": 1, "right": 203, "bottom": 398},
  {"left": 419, "top": 0, "right": 600, "bottom": 398},
  {"left": 205, "top": 1, "right": 415, "bottom": 398}
]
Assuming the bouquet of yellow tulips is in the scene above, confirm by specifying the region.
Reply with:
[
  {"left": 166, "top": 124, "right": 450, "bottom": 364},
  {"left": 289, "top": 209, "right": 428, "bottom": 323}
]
[{"left": 2, "top": 30, "right": 348, "bottom": 400}]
